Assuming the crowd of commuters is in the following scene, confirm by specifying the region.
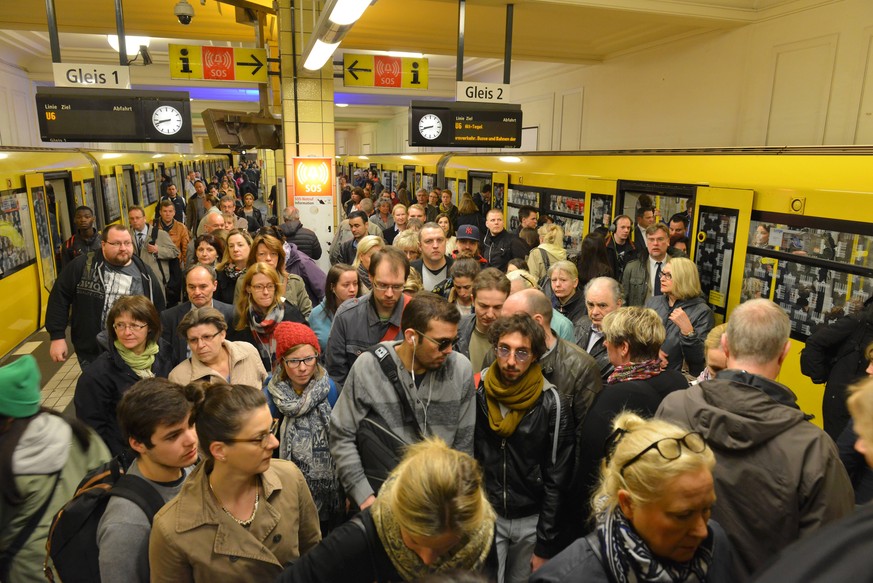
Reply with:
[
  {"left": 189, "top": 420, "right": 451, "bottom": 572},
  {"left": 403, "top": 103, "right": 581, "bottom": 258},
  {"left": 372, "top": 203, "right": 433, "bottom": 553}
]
[{"left": 2, "top": 178, "right": 870, "bottom": 583}]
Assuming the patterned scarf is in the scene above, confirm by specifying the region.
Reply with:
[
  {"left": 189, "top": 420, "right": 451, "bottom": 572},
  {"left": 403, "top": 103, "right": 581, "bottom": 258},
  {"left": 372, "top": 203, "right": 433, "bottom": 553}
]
[
  {"left": 267, "top": 370, "right": 340, "bottom": 523},
  {"left": 598, "top": 504, "right": 713, "bottom": 583},
  {"left": 372, "top": 475, "right": 494, "bottom": 581},
  {"left": 607, "top": 359, "right": 663, "bottom": 385},
  {"left": 248, "top": 303, "right": 285, "bottom": 365},
  {"left": 224, "top": 263, "right": 246, "bottom": 280},
  {"left": 482, "top": 362, "right": 543, "bottom": 438},
  {"left": 114, "top": 339, "right": 158, "bottom": 379}
]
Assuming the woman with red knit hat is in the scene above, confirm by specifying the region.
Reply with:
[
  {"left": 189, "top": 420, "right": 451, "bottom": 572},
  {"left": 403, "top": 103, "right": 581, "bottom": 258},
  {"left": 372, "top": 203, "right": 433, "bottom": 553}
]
[{"left": 268, "top": 322, "right": 342, "bottom": 535}]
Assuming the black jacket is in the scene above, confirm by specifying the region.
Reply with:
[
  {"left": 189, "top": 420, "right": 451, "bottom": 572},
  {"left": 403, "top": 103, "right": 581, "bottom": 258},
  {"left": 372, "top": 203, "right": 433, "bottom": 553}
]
[
  {"left": 410, "top": 256, "right": 454, "bottom": 292},
  {"left": 474, "top": 376, "right": 575, "bottom": 558},
  {"left": 160, "top": 300, "right": 236, "bottom": 367},
  {"left": 553, "top": 288, "right": 586, "bottom": 326},
  {"left": 279, "top": 220, "right": 322, "bottom": 260},
  {"left": 574, "top": 316, "right": 613, "bottom": 380},
  {"left": 237, "top": 206, "right": 264, "bottom": 233},
  {"left": 482, "top": 229, "right": 527, "bottom": 272},
  {"left": 226, "top": 301, "right": 308, "bottom": 370},
  {"left": 45, "top": 250, "right": 166, "bottom": 362},
  {"left": 73, "top": 339, "right": 174, "bottom": 457}
]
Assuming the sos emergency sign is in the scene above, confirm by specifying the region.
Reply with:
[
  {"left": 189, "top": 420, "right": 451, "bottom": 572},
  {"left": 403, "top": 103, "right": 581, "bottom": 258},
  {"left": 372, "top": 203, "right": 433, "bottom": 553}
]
[{"left": 292, "top": 158, "right": 334, "bottom": 199}]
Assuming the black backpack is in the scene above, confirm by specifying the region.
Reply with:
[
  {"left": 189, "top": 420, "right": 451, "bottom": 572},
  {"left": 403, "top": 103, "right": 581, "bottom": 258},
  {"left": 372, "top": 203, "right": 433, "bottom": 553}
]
[{"left": 43, "top": 457, "right": 165, "bottom": 583}]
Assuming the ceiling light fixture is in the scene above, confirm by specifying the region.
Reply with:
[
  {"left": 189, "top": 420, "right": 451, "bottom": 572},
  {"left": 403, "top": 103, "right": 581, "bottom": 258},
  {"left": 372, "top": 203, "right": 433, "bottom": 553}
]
[
  {"left": 499, "top": 156, "right": 522, "bottom": 163},
  {"left": 328, "top": 0, "right": 371, "bottom": 25},
  {"left": 301, "top": 0, "right": 374, "bottom": 71},
  {"left": 303, "top": 39, "right": 341, "bottom": 71},
  {"left": 387, "top": 51, "right": 423, "bottom": 58},
  {"left": 335, "top": 103, "right": 349, "bottom": 107},
  {"left": 107, "top": 35, "right": 150, "bottom": 57}
]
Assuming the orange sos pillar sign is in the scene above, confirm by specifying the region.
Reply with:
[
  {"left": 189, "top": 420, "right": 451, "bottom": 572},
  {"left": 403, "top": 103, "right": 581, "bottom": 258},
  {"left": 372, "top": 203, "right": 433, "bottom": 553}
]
[{"left": 292, "top": 158, "right": 334, "bottom": 202}]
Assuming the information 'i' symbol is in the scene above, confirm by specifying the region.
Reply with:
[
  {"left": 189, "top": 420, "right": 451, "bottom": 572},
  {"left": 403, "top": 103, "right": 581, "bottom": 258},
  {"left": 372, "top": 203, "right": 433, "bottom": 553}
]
[
  {"left": 411, "top": 62, "right": 420, "bottom": 85},
  {"left": 180, "top": 48, "right": 192, "bottom": 74}
]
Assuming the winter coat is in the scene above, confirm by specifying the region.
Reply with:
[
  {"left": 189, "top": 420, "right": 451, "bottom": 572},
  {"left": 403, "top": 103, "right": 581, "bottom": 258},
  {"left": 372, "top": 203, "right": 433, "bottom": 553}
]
[
  {"left": 168, "top": 339, "right": 267, "bottom": 389},
  {"left": 279, "top": 220, "right": 322, "bottom": 260},
  {"left": 0, "top": 414, "right": 110, "bottom": 583},
  {"left": 657, "top": 370, "right": 854, "bottom": 579},
  {"left": 482, "top": 229, "right": 528, "bottom": 272},
  {"left": 573, "top": 316, "right": 613, "bottom": 380},
  {"left": 237, "top": 206, "right": 264, "bottom": 233},
  {"left": 474, "top": 374, "right": 575, "bottom": 558},
  {"left": 45, "top": 250, "right": 166, "bottom": 363},
  {"left": 149, "top": 460, "right": 322, "bottom": 583},
  {"left": 800, "top": 305, "right": 873, "bottom": 440},
  {"left": 530, "top": 521, "right": 735, "bottom": 583},
  {"left": 73, "top": 339, "right": 175, "bottom": 457},
  {"left": 455, "top": 211, "right": 483, "bottom": 235},
  {"left": 284, "top": 242, "right": 326, "bottom": 305},
  {"left": 646, "top": 294, "right": 715, "bottom": 376},
  {"left": 553, "top": 288, "right": 586, "bottom": 326}
]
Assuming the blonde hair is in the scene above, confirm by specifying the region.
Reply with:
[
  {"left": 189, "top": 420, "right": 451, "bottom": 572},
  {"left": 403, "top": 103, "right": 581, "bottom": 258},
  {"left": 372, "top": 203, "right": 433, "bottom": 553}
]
[
  {"left": 601, "top": 307, "right": 666, "bottom": 361},
  {"left": 538, "top": 223, "right": 564, "bottom": 246},
  {"left": 704, "top": 324, "right": 726, "bottom": 352},
  {"left": 393, "top": 230, "right": 421, "bottom": 254},
  {"left": 235, "top": 262, "right": 281, "bottom": 330},
  {"left": 388, "top": 438, "right": 495, "bottom": 538},
  {"left": 506, "top": 269, "right": 537, "bottom": 290},
  {"left": 665, "top": 257, "right": 702, "bottom": 301},
  {"left": 404, "top": 266, "right": 423, "bottom": 294},
  {"left": 548, "top": 259, "right": 578, "bottom": 280},
  {"left": 593, "top": 412, "right": 715, "bottom": 516},
  {"left": 848, "top": 376, "right": 873, "bottom": 448},
  {"left": 352, "top": 235, "right": 385, "bottom": 269}
]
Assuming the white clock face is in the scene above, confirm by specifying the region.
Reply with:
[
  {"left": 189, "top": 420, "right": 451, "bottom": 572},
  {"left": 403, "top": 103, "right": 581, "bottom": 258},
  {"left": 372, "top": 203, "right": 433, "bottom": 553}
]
[
  {"left": 152, "top": 105, "right": 183, "bottom": 135},
  {"left": 418, "top": 113, "right": 443, "bottom": 140}
]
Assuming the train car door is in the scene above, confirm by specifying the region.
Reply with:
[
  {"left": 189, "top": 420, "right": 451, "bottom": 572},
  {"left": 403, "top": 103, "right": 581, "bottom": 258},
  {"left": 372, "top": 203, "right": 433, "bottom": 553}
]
[
  {"left": 491, "top": 172, "right": 508, "bottom": 219},
  {"left": 692, "top": 186, "right": 754, "bottom": 324},
  {"left": 24, "top": 173, "right": 57, "bottom": 323},
  {"left": 43, "top": 172, "right": 75, "bottom": 268},
  {"left": 403, "top": 165, "right": 416, "bottom": 192},
  {"left": 71, "top": 169, "right": 90, "bottom": 206},
  {"left": 114, "top": 165, "right": 131, "bottom": 223}
]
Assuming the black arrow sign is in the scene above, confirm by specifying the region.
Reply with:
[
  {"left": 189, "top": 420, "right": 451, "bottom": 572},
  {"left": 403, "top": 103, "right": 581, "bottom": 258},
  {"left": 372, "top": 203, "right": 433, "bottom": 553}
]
[
  {"left": 236, "top": 54, "right": 264, "bottom": 76},
  {"left": 346, "top": 59, "right": 372, "bottom": 81}
]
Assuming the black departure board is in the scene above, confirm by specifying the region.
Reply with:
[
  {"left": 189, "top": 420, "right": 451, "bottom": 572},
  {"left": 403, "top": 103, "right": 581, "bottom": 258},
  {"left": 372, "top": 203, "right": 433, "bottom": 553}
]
[
  {"left": 409, "top": 101, "right": 522, "bottom": 148},
  {"left": 36, "top": 88, "right": 193, "bottom": 144}
]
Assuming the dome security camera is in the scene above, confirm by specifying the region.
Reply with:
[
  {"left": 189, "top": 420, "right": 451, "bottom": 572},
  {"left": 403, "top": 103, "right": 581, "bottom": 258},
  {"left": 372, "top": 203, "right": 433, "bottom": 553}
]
[{"left": 175, "top": 0, "right": 194, "bottom": 25}]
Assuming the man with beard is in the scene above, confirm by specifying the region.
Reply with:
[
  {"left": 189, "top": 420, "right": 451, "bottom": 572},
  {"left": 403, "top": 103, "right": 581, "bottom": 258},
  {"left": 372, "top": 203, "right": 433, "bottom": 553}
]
[
  {"left": 452, "top": 224, "right": 487, "bottom": 265},
  {"left": 47, "top": 224, "right": 165, "bottom": 369},
  {"left": 330, "top": 292, "right": 475, "bottom": 511}
]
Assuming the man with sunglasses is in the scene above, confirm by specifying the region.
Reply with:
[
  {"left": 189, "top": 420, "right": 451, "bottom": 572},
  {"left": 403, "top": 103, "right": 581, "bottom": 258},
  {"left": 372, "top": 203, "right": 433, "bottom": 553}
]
[
  {"left": 474, "top": 313, "right": 575, "bottom": 582},
  {"left": 47, "top": 224, "right": 166, "bottom": 370},
  {"left": 657, "top": 299, "right": 853, "bottom": 579},
  {"left": 330, "top": 293, "right": 475, "bottom": 514},
  {"left": 326, "top": 247, "right": 411, "bottom": 388}
]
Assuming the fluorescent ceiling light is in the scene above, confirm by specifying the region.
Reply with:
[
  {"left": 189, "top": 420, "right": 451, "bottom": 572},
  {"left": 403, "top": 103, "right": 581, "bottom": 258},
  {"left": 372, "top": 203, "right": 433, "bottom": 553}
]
[
  {"left": 101, "top": 153, "right": 123, "bottom": 159},
  {"left": 329, "top": 0, "right": 371, "bottom": 25},
  {"left": 107, "top": 35, "right": 150, "bottom": 56},
  {"left": 387, "top": 51, "right": 423, "bottom": 58},
  {"left": 335, "top": 103, "right": 349, "bottom": 107},
  {"left": 499, "top": 156, "right": 522, "bottom": 163},
  {"left": 358, "top": 156, "right": 369, "bottom": 160},
  {"left": 0, "top": 153, "right": 8, "bottom": 160},
  {"left": 303, "top": 39, "right": 340, "bottom": 71},
  {"left": 400, "top": 155, "right": 414, "bottom": 160}
]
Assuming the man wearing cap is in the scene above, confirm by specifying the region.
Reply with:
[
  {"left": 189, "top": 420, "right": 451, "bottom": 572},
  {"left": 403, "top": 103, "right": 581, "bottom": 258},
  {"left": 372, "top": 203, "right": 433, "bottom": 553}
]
[
  {"left": 47, "top": 224, "right": 166, "bottom": 369},
  {"left": 330, "top": 292, "right": 475, "bottom": 511},
  {"left": 0, "top": 356, "right": 111, "bottom": 582},
  {"left": 453, "top": 224, "right": 487, "bottom": 265}
]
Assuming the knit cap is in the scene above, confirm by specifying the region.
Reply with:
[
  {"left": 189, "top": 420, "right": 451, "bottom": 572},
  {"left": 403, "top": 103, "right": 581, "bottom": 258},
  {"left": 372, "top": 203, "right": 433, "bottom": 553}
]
[
  {"left": 0, "top": 355, "right": 41, "bottom": 419},
  {"left": 274, "top": 322, "right": 320, "bottom": 360}
]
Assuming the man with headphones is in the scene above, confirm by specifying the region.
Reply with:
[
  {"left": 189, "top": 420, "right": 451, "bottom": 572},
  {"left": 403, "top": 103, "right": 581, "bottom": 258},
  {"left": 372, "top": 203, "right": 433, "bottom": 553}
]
[
  {"left": 329, "top": 292, "right": 476, "bottom": 512},
  {"left": 605, "top": 214, "right": 635, "bottom": 280}
]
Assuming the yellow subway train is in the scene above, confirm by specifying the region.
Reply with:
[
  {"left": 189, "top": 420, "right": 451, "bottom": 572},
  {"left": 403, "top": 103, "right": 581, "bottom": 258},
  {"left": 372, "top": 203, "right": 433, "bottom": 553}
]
[
  {"left": 341, "top": 147, "right": 873, "bottom": 423},
  {"left": 0, "top": 147, "right": 229, "bottom": 360}
]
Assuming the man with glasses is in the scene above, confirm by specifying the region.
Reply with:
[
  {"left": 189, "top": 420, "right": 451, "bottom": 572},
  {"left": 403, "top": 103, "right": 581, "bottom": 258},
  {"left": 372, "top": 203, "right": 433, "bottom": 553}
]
[
  {"left": 326, "top": 247, "right": 411, "bottom": 388},
  {"left": 411, "top": 222, "right": 453, "bottom": 292},
  {"left": 161, "top": 265, "right": 236, "bottom": 367},
  {"left": 330, "top": 292, "right": 474, "bottom": 513},
  {"left": 657, "top": 299, "right": 853, "bottom": 579},
  {"left": 474, "top": 313, "right": 574, "bottom": 582},
  {"left": 621, "top": 223, "right": 682, "bottom": 306},
  {"left": 47, "top": 224, "right": 165, "bottom": 370}
]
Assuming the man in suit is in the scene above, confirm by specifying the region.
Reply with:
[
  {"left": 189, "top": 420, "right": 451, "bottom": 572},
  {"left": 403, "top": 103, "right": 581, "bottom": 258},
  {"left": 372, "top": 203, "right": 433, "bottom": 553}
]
[
  {"left": 129, "top": 206, "right": 182, "bottom": 308},
  {"left": 161, "top": 264, "right": 235, "bottom": 367},
  {"left": 633, "top": 205, "right": 656, "bottom": 250}
]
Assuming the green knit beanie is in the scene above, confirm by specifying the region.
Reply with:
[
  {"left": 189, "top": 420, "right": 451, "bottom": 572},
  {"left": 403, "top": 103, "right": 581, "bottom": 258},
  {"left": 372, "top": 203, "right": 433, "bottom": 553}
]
[{"left": 0, "top": 355, "right": 41, "bottom": 419}]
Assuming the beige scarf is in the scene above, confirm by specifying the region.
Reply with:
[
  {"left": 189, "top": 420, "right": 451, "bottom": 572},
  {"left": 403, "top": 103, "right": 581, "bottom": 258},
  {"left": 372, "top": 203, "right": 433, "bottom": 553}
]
[{"left": 371, "top": 476, "right": 494, "bottom": 581}]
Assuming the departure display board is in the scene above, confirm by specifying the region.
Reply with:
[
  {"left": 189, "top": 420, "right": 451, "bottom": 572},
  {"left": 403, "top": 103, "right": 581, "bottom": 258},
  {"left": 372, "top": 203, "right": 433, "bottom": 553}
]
[
  {"left": 36, "top": 88, "right": 193, "bottom": 143},
  {"left": 409, "top": 101, "right": 522, "bottom": 148}
]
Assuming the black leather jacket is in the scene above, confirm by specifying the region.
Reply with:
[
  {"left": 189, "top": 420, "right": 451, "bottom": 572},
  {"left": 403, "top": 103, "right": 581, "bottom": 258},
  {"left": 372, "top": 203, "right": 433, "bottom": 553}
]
[{"left": 474, "top": 376, "right": 575, "bottom": 558}]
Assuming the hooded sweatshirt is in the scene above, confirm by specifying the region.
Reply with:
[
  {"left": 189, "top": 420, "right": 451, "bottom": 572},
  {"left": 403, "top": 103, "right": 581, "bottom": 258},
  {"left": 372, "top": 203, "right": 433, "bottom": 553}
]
[{"left": 656, "top": 370, "right": 854, "bottom": 579}]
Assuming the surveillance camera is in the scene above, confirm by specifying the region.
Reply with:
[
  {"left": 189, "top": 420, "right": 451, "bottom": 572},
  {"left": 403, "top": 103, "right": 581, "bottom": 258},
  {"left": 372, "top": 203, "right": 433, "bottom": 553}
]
[{"left": 175, "top": 0, "right": 194, "bottom": 25}]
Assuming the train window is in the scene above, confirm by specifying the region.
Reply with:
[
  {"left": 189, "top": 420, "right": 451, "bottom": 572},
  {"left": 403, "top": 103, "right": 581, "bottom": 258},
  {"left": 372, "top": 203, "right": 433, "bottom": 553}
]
[
  {"left": 421, "top": 173, "right": 433, "bottom": 192},
  {"left": 101, "top": 175, "right": 121, "bottom": 223},
  {"left": 590, "top": 194, "right": 613, "bottom": 232},
  {"left": 745, "top": 215, "right": 873, "bottom": 340},
  {"left": 0, "top": 189, "right": 37, "bottom": 279},
  {"left": 141, "top": 169, "right": 157, "bottom": 205},
  {"left": 508, "top": 186, "right": 586, "bottom": 258},
  {"left": 83, "top": 180, "right": 96, "bottom": 224}
]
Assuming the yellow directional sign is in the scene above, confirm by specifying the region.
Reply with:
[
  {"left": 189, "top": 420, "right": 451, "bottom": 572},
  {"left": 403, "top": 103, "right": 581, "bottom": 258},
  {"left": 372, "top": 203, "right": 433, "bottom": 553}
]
[
  {"left": 343, "top": 53, "right": 428, "bottom": 89},
  {"left": 169, "top": 44, "right": 268, "bottom": 83}
]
